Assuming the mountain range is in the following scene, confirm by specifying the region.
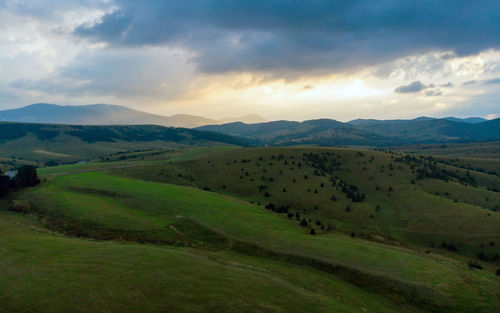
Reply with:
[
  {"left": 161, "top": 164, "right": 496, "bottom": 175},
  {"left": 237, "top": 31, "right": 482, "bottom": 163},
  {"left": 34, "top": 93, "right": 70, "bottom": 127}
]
[
  {"left": 197, "top": 117, "right": 500, "bottom": 146},
  {"left": 0, "top": 103, "right": 267, "bottom": 128},
  {"left": 0, "top": 103, "right": 498, "bottom": 147}
]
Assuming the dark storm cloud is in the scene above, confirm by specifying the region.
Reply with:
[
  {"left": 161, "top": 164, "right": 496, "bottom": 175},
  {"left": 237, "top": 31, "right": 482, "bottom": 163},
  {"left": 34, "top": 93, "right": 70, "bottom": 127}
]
[
  {"left": 73, "top": 0, "right": 500, "bottom": 74},
  {"left": 394, "top": 81, "right": 427, "bottom": 93}
]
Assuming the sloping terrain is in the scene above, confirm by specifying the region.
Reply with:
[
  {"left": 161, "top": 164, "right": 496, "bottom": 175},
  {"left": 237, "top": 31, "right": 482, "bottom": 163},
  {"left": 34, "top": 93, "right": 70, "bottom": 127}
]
[
  {"left": 2, "top": 145, "right": 500, "bottom": 313},
  {"left": 0, "top": 122, "right": 250, "bottom": 166},
  {"left": 1, "top": 211, "right": 417, "bottom": 313},
  {"left": 109, "top": 147, "right": 500, "bottom": 261},
  {"left": 6, "top": 171, "right": 500, "bottom": 313}
]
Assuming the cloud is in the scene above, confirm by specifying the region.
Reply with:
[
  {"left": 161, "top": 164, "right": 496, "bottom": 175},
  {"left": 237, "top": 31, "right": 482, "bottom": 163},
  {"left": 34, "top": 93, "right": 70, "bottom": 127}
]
[
  {"left": 1, "top": 1, "right": 500, "bottom": 121},
  {"left": 394, "top": 81, "right": 427, "bottom": 93},
  {"left": 71, "top": 0, "right": 500, "bottom": 75},
  {"left": 8, "top": 47, "right": 197, "bottom": 99},
  {"left": 462, "top": 77, "right": 500, "bottom": 86},
  {"left": 484, "top": 77, "right": 500, "bottom": 85},
  {"left": 462, "top": 80, "right": 477, "bottom": 86},
  {"left": 0, "top": 0, "right": 108, "bottom": 20},
  {"left": 426, "top": 90, "right": 442, "bottom": 97}
]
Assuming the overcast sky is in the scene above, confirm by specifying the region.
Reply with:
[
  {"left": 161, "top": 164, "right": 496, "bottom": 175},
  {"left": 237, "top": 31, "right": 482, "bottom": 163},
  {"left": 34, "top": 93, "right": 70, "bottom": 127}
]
[{"left": 1, "top": 0, "right": 499, "bottom": 121}]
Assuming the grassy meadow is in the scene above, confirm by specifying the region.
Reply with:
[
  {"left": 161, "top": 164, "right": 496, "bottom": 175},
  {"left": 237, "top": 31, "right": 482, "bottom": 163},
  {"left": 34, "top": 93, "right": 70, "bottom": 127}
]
[
  {"left": 108, "top": 147, "right": 500, "bottom": 258},
  {"left": 1, "top": 145, "right": 499, "bottom": 312}
]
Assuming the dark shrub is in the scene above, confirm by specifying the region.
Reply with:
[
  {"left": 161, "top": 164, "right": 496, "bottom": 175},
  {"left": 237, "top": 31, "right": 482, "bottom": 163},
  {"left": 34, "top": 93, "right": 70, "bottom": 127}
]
[
  {"left": 265, "top": 203, "right": 276, "bottom": 211},
  {"left": 8, "top": 200, "right": 31, "bottom": 213},
  {"left": 0, "top": 174, "right": 10, "bottom": 196},
  {"left": 467, "top": 260, "right": 483, "bottom": 270},
  {"left": 478, "top": 252, "right": 488, "bottom": 261},
  {"left": 14, "top": 165, "right": 40, "bottom": 188},
  {"left": 442, "top": 242, "right": 458, "bottom": 252}
]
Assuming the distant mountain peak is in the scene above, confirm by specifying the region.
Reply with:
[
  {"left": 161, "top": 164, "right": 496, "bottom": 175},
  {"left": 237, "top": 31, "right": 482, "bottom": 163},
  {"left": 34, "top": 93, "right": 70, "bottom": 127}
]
[
  {"left": 0, "top": 103, "right": 268, "bottom": 128},
  {"left": 413, "top": 116, "right": 435, "bottom": 121},
  {"left": 442, "top": 117, "right": 487, "bottom": 124},
  {"left": 348, "top": 116, "right": 487, "bottom": 125}
]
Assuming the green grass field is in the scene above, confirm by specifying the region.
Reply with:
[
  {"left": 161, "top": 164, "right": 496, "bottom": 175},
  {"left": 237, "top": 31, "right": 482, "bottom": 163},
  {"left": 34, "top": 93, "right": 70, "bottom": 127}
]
[
  {"left": 108, "top": 147, "right": 500, "bottom": 259},
  {"left": 2, "top": 145, "right": 500, "bottom": 313},
  {"left": 3, "top": 211, "right": 427, "bottom": 313}
]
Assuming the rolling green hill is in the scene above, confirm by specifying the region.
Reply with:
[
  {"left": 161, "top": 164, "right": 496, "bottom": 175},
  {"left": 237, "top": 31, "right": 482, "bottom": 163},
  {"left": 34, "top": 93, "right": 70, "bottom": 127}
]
[
  {"left": 2, "top": 211, "right": 418, "bottom": 313},
  {"left": 0, "top": 122, "right": 251, "bottom": 169},
  {"left": 2, "top": 145, "right": 500, "bottom": 313},
  {"left": 107, "top": 147, "right": 500, "bottom": 260},
  {"left": 5, "top": 171, "right": 499, "bottom": 312}
]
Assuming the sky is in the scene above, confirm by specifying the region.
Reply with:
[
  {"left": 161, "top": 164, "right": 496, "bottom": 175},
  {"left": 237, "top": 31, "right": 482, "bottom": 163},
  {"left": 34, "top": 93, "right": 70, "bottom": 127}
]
[{"left": 0, "top": 0, "right": 499, "bottom": 121}]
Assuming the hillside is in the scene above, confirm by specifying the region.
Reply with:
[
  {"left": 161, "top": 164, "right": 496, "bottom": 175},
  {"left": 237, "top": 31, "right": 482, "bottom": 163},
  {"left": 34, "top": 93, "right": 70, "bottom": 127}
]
[
  {"left": 1, "top": 209, "right": 422, "bottom": 313},
  {"left": 197, "top": 118, "right": 500, "bottom": 146},
  {"left": 0, "top": 122, "right": 250, "bottom": 167},
  {"left": 0, "top": 103, "right": 267, "bottom": 128},
  {"left": 107, "top": 147, "right": 500, "bottom": 260},
  {"left": 2, "top": 145, "right": 499, "bottom": 313}
]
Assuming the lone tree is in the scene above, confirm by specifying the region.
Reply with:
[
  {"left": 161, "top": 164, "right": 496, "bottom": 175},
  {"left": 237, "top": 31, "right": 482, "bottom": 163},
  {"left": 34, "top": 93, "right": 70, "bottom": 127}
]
[{"left": 14, "top": 165, "right": 40, "bottom": 188}]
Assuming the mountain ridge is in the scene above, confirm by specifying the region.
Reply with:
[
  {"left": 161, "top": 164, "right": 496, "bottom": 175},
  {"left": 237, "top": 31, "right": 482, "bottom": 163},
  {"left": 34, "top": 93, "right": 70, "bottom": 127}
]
[
  {"left": 0, "top": 103, "right": 267, "bottom": 128},
  {"left": 197, "top": 117, "right": 500, "bottom": 146}
]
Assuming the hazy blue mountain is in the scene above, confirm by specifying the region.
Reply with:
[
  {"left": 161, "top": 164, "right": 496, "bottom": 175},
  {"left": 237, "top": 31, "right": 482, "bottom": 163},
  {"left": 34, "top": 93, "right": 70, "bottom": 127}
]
[
  {"left": 348, "top": 116, "right": 486, "bottom": 126},
  {"left": 0, "top": 103, "right": 214, "bottom": 127},
  {"left": 443, "top": 117, "right": 487, "bottom": 124},
  {"left": 0, "top": 103, "right": 266, "bottom": 128}
]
